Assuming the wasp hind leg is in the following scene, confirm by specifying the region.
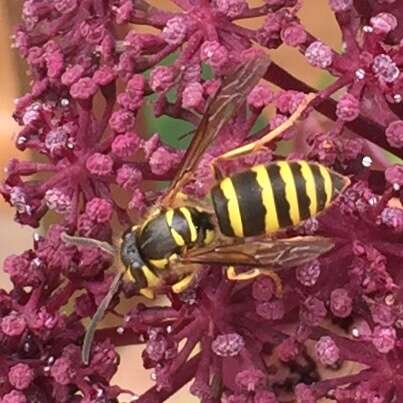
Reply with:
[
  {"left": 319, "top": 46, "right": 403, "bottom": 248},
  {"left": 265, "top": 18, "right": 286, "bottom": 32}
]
[
  {"left": 226, "top": 266, "right": 283, "bottom": 297},
  {"left": 211, "top": 92, "right": 316, "bottom": 180}
]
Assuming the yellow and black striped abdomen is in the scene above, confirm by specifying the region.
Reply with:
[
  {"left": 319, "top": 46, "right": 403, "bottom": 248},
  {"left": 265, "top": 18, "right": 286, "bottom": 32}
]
[{"left": 211, "top": 160, "right": 350, "bottom": 238}]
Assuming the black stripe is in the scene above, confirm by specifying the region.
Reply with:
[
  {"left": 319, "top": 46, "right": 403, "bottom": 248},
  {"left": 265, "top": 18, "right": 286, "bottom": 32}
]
[
  {"left": 266, "top": 164, "right": 293, "bottom": 228},
  {"left": 231, "top": 170, "right": 265, "bottom": 237},
  {"left": 211, "top": 184, "right": 235, "bottom": 237},
  {"left": 290, "top": 162, "right": 311, "bottom": 221},
  {"left": 172, "top": 208, "right": 191, "bottom": 245},
  {"left": 190, "top": 208, "right": 215, "bottom": 245},
  {"left": 331, "top": 172, "right": 345, "bottom": 197},
  {"left": 310, "top": 164, "right": 327, "bottom": 212}
]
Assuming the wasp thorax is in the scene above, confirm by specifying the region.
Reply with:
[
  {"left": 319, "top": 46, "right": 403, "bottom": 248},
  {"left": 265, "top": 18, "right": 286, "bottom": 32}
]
[{"left": 137, "top": 206, "right": 215, "bottom": 272}]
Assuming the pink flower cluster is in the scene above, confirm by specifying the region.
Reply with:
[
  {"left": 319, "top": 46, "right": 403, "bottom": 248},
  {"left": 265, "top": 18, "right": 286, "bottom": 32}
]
[{"left": 2, "top": 0, "right": 403, "bottom": 401}]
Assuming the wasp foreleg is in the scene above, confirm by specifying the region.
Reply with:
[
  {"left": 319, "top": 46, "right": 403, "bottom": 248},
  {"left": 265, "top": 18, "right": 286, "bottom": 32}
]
[{"left": 171, "top": 273, "right": 196, "bottom": 294}]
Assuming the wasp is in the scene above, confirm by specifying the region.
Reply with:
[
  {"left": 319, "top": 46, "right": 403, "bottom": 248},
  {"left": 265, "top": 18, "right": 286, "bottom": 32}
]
[{"left": 63, "top": 54, "right": 350, "bottom": 364}]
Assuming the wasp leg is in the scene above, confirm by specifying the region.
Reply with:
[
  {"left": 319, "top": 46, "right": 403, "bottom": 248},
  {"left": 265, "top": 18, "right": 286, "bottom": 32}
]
[
  {"left": 61, "top": 233, "right": 116, "bottom": 256},
  {"left": 139, "top": 287, "right": 156, "bottom": 300},
  {"left": 226, "top": 266, "right": 283, "bottom": 297},
  {"left": 211, "top": 92, "right": 316, "bottom": 179},
  {"left": 171, "top": 273, "right": 195, "bottom": 294},
  {"left": 261, "top": 270, "right": 283, "bottom": 298},
  {"left": 226, "top": 266, "right": 261, "bottom": 281}
]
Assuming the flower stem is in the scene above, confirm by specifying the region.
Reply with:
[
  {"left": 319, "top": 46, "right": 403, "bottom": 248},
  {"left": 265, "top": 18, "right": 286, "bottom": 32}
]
[{"left": 137, "top": 354, "right": 201, "bottom": 402}]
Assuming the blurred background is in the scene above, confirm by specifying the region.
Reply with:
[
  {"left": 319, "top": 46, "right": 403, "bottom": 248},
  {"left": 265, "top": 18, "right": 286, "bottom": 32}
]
[{"left": 0, "top": 1, "right": 341, "bottom": 401}]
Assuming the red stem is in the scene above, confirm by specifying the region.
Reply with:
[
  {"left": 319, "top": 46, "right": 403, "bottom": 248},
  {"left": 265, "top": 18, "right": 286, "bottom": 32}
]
[
  {"left": 76, "top": 101, "right": 92, "bottom": 150},
  {"left": 315, "top": 369, "right": 374, "bottom": 397},
  {"left": 96, "top": 84, "right": 116, "bottom": 143},
  {"left": 233, "top": 3, "right": 284, "bottom": 20},
  {"left": 47, "top": 282, "right": 77, "bottom": 312},
  {"left": 137, "top": 354, "right": 201, "bottom": 402},
  {"left": 95, "top": 327, "right": 145, "bottom": 347}
]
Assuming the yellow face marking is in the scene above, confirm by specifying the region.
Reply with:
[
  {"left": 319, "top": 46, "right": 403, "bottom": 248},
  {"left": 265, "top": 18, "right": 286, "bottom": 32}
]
[
  {"left": 148, "top": 258, "right": 169, "bottom": 270},
  {"left": 251, "top": 165, "right": 279, "bottom": 233},
  {"left": 171, "top": 273, "right": 195, "bottom": 294},
  {"left": 179, "top": 207, "right": 197, "bottom": 243},
  {"left": 219, "top": 177, "right": 243, "bottom": 237},
  {"left": 298, "top": 161, "right": 318, "bottom": 216},
  {"left": 318, "top": 164, "right": 333, "bottom": 207},
  {"left": 166, "top": 209, "right": 185, "bottom": 247},
  {"left": 277, "top": 161, "right": 300, "bottom": 226},
  {"left": 204, "top": 229, "right": 215, "bottom": 245},
  {"left": 142, "top": 265, "right": 160, "bottom": 289}
]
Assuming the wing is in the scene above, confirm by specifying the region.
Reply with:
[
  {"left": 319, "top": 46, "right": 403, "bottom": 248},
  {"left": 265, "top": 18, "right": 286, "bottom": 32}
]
[
  {"left": 181, "top": 236, "right": 334, "bottom": 270},
  {"left": 161, "top": 53, "right": 271, "bottom": 206}
]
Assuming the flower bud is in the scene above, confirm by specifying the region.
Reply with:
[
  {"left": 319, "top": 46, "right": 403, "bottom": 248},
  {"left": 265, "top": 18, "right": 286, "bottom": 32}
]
[
  {"left": 305, "top": 41, "right": 333, "bottom": 68},
  {"left": 315, "top": 336, "right": 340, "bottom": 366},
  {"left": 212, "top": 333, "right": 244, "bottom": 357},
  {"left": 336, "top": 93, "right": 360, "bottom": 122},
  {"left": 86, "top": 153, "right": 114, "bottom": 176},
  {"left": 162, "top": 16, "right": 187, "bottom": 45},
  {"left": 8, "top": 363, "right": 35, "bottom": 390}
]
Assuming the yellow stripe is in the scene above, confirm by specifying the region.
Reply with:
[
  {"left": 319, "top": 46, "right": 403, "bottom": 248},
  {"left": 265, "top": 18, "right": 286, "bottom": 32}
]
[
  {"left": 179, "top": 207, "right": 197, "bottom": 242},
  {"left": 318, "top": 164, "right": 333, "bottom": 207},
  {"left": 298, "top": 161, "right": 317, "bottom": 216},
  {"left": 277, "top": 161, "right": 300, "bottom": 225},
  {"left": 220, "top": 177, "right": 243, "bottom": 237},
  {"left": 148, "top": 258, "right": 168, "bottom": 270},
  {"left": 142, "top": 265, "right": 160, "bottom": 289},
  {"left": 251, "top": 165, "right": 279, "bottom": 233},
  {"left": 166, "top": 208, "right": 175, "bottom": 226},
  {"left": 171, "top": 228, "right": 185, "bottom": 246},
  {"left": 166, "top": 209, "right": 185, "bottom": 247}
]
